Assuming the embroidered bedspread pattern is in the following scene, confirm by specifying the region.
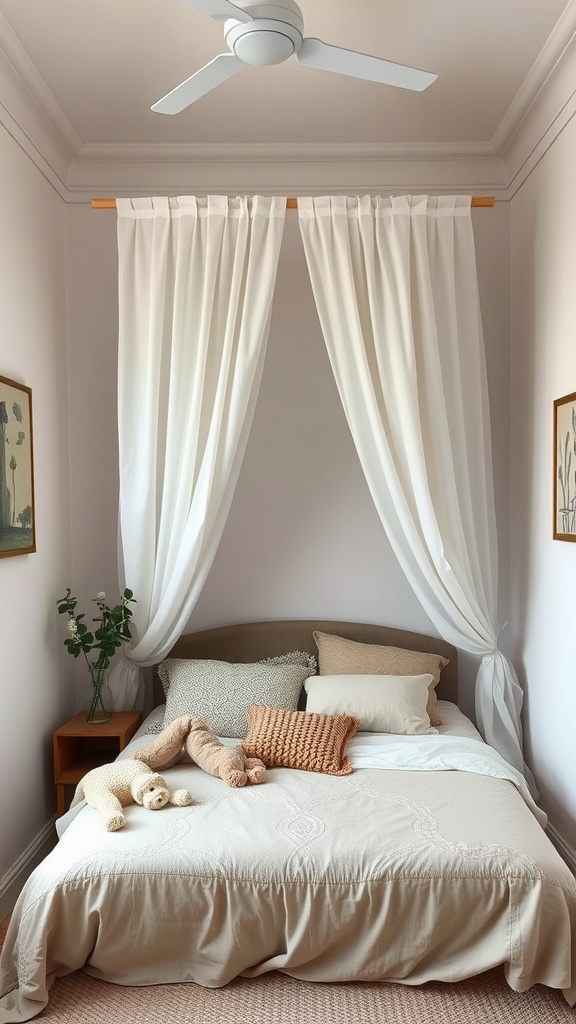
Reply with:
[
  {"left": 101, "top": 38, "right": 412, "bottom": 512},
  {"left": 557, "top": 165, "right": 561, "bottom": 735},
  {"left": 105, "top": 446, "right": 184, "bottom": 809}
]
[{"left": 1, "top": 738, "right": 576, "bottom": 1022}]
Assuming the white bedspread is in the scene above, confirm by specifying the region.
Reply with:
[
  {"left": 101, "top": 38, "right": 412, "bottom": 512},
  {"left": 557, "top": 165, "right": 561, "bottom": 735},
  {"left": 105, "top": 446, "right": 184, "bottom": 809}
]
[{"left": 1, "top": 708, "right": 575, "bottom": 1023}]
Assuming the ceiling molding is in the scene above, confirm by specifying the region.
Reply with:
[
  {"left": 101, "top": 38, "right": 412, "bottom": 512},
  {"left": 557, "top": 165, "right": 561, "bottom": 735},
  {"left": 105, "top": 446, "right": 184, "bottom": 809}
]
[
  {"left": 0, "top": 58, "right": 69, "bottom": 199},
  {"left": 0, "top": 12, "right": 78, "bottom": 200},
  {"left": 73, "top": 140, "right": 496, "bottom": 165},
  {"left": 492, "top": 0, "right": 576, "bottom": 155},
  {"left": 501, "top": 81, "right": 576, "bottom": 200},
  {"left": 497, "top": 9, "right": 576, "bottom": 198},
  {"left": 66, "top": 140, "right": 506, "bottom": 198},
  {"left": 0, "top": 13, "right": 80, "bottom": 168}
]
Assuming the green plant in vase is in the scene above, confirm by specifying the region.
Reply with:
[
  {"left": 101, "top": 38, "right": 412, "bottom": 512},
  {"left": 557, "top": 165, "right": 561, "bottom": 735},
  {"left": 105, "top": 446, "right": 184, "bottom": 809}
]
[{"left": 57, "top": 587, "right": 136, "bottom": 723}]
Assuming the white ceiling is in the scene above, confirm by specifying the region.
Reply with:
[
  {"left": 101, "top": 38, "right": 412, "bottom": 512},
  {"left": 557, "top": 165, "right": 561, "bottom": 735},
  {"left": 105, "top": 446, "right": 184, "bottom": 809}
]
[{"left": 0, "top": 0, "right": 571, "bottom": 149}]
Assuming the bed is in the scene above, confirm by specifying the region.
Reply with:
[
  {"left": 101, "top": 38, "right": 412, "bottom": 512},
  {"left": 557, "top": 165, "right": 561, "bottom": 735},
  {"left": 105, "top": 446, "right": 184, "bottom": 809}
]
[{"left": 1, "top": 620, "right": 576, "bottom": 1023}]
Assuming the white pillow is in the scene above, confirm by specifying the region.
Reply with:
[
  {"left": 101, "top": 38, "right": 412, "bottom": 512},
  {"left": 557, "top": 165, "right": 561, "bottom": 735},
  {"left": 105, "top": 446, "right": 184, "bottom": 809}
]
[{"left": 304, "top": 673, "right": 435, "bottom": 734}]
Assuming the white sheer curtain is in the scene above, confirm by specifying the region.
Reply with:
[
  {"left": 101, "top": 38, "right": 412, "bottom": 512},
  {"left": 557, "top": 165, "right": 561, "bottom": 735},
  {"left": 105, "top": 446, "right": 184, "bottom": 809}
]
[
  {"left": 109, "top": 195, "right": 286, "bottom": 710},
  {"left": 298, "top": 194, "right": 536, "bottom": 793}
]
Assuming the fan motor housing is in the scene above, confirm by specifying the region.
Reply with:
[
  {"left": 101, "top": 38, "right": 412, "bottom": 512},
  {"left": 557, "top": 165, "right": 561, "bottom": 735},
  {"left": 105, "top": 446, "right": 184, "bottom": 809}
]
[{"left": 224, "top": 4, "right": 304, "bottom": 66}]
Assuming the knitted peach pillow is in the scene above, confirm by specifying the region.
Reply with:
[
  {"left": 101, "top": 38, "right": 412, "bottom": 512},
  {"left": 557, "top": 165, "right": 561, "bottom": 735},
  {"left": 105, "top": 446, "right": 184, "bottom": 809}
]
[{"left": 242, "top": 705, "right": 359, "bottom": 776}]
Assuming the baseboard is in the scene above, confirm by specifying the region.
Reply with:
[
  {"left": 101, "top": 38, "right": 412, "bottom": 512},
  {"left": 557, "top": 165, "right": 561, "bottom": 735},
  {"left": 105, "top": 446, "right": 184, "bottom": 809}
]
[
  {"left": 0, "top": 818, "right": 57, "bottom": 922},
  {"left": 547, "top": 823, "right": 576, "bottom": 876}
]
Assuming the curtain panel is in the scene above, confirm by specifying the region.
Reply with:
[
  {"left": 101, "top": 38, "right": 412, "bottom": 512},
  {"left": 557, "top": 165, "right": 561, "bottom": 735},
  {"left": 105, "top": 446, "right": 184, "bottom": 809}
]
[
  {"left": 298, "top": 194, "right": 535, "bottom": 793},
  {"left": 110, "top": 195, "right": 286, "bottom": 709}
]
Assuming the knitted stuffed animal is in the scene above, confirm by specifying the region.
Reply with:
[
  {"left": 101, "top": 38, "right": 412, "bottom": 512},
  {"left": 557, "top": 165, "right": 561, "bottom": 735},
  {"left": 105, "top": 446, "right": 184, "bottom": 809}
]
[
  {"left": 70, "top": 758, "right": 193, "bottom": 832},
  {"left": 133, "top": 714, "right": 266, "bottom": 788}
]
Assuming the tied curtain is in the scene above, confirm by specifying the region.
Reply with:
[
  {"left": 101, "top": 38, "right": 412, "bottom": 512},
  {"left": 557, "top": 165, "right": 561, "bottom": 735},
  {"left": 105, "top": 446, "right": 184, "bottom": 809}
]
[
  {"left": 109, "top": 195, "right": 286, "bottom": 709},
  {"left": 298, "top": 194, "right": 535, "bottom": 792}
]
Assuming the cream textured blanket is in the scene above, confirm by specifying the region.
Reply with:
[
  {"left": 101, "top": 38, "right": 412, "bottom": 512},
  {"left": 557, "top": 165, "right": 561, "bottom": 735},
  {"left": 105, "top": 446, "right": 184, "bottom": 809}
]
[{"left": 1, "top": 712, "right": 575, "bottom": 1022}]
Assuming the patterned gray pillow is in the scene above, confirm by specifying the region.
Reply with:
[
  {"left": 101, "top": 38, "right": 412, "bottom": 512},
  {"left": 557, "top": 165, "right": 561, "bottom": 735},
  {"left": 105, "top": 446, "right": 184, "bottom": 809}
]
[
  {"left": 258, "top": 650, "right": 318, "bottom": 675},
  {"left": 157, "top": 655, "right": 315, "bottom": 738}
]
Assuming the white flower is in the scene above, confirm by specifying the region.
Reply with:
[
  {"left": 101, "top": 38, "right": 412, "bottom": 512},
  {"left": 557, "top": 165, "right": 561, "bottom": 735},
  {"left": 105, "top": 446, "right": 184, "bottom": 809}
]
[{"left": 58, "top": 587, "right": 135, "bottom": 667}]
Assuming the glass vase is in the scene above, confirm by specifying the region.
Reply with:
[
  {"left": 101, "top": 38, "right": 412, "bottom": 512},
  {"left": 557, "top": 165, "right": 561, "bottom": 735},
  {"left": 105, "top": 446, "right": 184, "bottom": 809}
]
[{"left": 85, "top": 659, "right": 113, "bottom": 724}]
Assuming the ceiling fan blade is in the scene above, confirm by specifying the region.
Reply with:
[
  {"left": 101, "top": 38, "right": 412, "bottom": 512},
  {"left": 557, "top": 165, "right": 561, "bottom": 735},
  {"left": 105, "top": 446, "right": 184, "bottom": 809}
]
[
  {"left": 152, "top": 53, "right": 247, "bottom": 114},
  {"left": 183, "top": 0, "right": 253, "bottom": 23},
  {"left": 297, "top": 37, "right": 437, "bottom": 92}
]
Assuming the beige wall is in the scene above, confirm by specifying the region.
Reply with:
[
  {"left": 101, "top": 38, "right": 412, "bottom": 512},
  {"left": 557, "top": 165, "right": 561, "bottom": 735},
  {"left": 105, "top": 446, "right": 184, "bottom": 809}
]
[
  {"left": 0, "top": 127, "right": 71, "bottom": 913},
  {"left": 510, "top": 113, "right": 576, "bottom": 846}
]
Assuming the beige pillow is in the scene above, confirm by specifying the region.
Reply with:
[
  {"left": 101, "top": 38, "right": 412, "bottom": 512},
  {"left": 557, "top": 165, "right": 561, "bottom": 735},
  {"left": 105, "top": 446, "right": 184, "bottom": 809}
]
[
  {"left": 242, "top": 705, "right": 358, "bottom": 776},
  {"left": 304, "top": 673, "right": 434, "bottom": 734},
  {"left": 312, "top": 631, "right": 449, "bottom": 727}
]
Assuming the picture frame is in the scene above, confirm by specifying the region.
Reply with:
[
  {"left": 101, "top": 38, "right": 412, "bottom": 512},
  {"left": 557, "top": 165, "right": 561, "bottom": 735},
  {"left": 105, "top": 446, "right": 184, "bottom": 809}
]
[
  {"left": 0, "top": 375, "right": 36, "bottom": 557},
  {"left": 553, "top": 390, "right": 576, "bottom": 542}
]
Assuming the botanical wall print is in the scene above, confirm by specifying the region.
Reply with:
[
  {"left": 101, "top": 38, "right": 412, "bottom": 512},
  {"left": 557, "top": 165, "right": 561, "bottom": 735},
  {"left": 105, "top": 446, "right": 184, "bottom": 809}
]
[
  {"left": 553, "top": 390, "right": 576, "bottom": 542},
  {"left": 0, "top": 375, "right": 36, "bottom": 557}
]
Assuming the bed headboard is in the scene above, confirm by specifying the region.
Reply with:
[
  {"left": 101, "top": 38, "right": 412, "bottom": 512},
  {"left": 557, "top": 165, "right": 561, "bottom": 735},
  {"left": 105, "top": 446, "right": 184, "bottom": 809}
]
[{"left": 152, "top": 620, "right": 458, "bottom": 707}]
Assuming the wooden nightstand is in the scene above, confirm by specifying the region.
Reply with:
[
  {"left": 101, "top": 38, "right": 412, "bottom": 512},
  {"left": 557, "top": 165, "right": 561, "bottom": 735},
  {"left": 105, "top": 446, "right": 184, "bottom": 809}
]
[{"left": 53, "top": 711, "right": 143, "bottom": 816}]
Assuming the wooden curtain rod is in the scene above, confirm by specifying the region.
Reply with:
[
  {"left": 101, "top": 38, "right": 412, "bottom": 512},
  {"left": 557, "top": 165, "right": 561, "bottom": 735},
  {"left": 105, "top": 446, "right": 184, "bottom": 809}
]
[{"left": 92, "top": 196, "right": 495, "bottom": 210}]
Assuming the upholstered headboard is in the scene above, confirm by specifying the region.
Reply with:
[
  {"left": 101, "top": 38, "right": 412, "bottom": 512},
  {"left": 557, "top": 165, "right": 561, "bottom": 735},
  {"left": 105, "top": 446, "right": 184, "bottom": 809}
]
[{"left": 152, "top": 620, "right": 458, "bottom": 707}]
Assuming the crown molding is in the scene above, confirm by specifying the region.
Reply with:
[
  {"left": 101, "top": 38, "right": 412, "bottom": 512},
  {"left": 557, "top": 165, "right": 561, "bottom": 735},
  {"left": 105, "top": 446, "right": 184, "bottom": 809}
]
[
  {"left": 494, "top": 0, "right": 576, "bottom": 197},
  {"left": 0, "top": 12, "right": 80, "bottom": 198},
  {"left": 66, "top": 139, "right": 505, "bottom": 199},
  {"left": 0, "top": 13, "right": 81, "bottom": 156},
  {"left": 73, "top": 140, "right": 494, "bottom": 164},
  {"left": 492, "top": 0, "right": 576, "bottom": 154}
]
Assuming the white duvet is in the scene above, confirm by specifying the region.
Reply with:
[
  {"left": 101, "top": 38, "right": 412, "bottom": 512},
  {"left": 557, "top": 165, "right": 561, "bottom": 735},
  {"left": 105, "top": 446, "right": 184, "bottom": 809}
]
[
  {"left": 347, "top": 733, "right": 546, "bottom": 826},
  {"left": 1, "top": 702, "right": 574, "bottom": 1023}
]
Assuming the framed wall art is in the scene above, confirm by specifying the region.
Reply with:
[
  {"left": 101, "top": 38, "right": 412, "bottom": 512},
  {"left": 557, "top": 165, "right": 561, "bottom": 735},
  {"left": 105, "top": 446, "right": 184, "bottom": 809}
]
[
  {"left": 553, "top": 389, "right": 576, "bottom": 542},
  {"left": 0, "top": 375, "right": 36, "bottom": 557}
]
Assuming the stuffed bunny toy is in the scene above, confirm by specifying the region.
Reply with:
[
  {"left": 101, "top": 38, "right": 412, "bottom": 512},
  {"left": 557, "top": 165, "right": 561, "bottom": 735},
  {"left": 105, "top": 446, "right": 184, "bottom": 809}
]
[{"left": 70, "top": 758, "right": 193, "bottom": 832}]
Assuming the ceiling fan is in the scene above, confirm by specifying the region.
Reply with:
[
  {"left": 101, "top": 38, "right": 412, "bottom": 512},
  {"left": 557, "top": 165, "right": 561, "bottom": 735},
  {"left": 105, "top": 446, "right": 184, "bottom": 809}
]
[{"left": 152, "top": 0, "right": 438, "bottom": 114}]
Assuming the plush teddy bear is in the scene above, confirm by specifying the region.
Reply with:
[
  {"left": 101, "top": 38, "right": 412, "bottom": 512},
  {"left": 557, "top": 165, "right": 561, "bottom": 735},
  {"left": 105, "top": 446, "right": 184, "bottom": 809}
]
[
  {"left": 70, "top": 758, "right": 193, "bottom": 832},
  {"left": 133, "top": 714, "right": 266, "bottom": 788}
]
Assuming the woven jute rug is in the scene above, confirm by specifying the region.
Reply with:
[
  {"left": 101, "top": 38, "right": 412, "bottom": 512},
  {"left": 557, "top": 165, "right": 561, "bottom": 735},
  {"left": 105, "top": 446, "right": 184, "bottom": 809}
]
[{"left": 7, "top": 967, "right": 576, "bottom": 1024}]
